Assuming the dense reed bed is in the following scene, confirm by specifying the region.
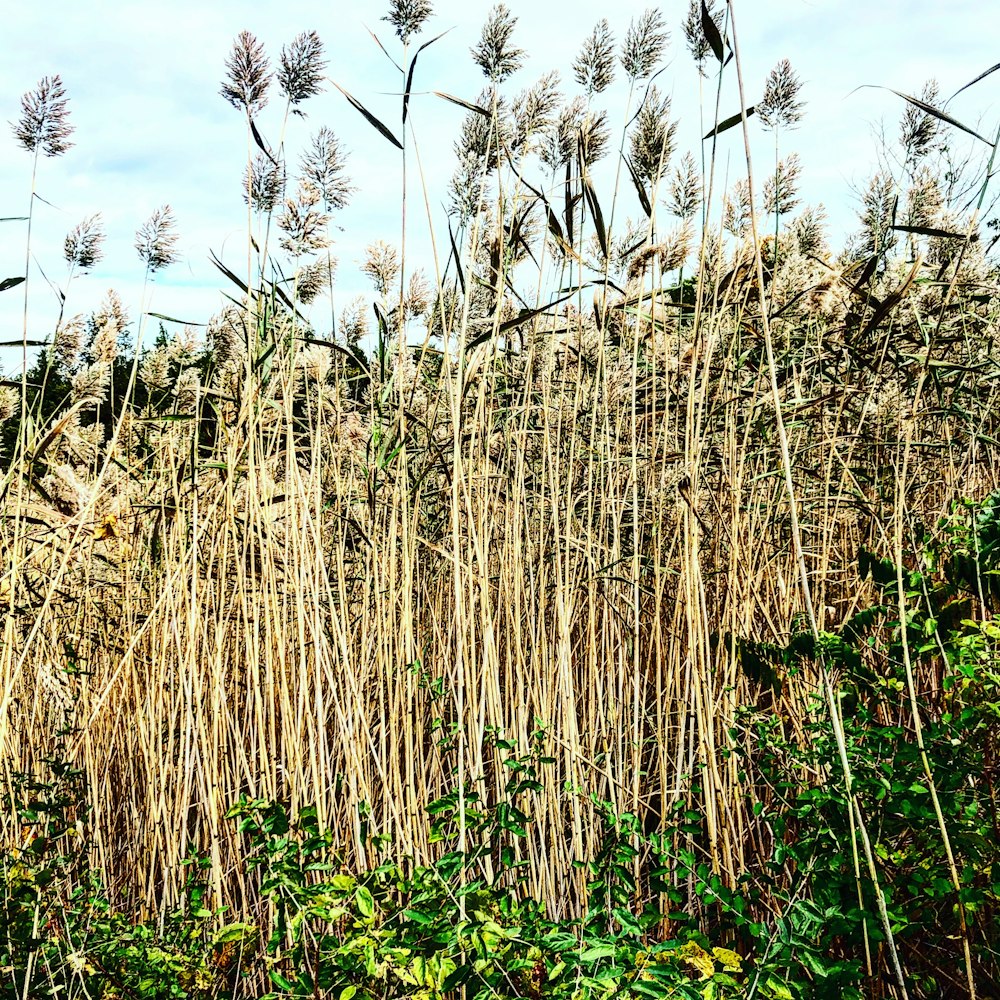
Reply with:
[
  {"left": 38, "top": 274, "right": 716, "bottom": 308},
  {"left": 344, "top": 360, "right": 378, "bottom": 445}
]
[{"left": 2, "top": 3, "right": 999, "bottom": 996}]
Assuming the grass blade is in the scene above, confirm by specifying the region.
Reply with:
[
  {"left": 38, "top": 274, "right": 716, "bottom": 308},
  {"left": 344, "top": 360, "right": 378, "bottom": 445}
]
[
  {"left": 581, "top": 165, "right": 608, "bottom": 259},
  {"left": 949, "top": 62, "right": 1000, "bottom": 103},
  {"left": 250, "top": 119, "right": 278, "bottom": 165},
  {"left": 209, "top": 251, "right": 249, "bottom": 294},
  {"left": 298, "top": 336, "right": 371, "bottom": 375},
  {"left": 704, "top": 106, "right": 755, "bottom": 139},
  {"left": 146, "top": 312, "right": 207, "bottom": 325},
  {"left": 862, "top": 86, "right": 993, "bottom": 145},
  {"left": 623, "top": 155, "right": 653, "bottom": 217},
  {"left": 403, "top": 30, "right": 452, "bottom": 124},
  {"left": 0, "top": 277, "right": 26, "bottom": 293},
  {"left": 332, "top": 81, "right": 403, "bottom": 150},
  {"left": 701, "top": 0, "right": 725, "bottom": 64},
  {"left": 433, "top": 92, "right": 492, "bottom": 116},
  {"left": 892, "top": 224, "right": 977, "bottom": 241},
  {"left": 446, "top": 215, "right": 466, "bottom": 295}
]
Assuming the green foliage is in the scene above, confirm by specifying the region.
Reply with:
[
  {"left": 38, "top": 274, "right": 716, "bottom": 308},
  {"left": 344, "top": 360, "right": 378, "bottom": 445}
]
[
  {"left": 723, "top": 500, "right": 1000, "bottom": 996},
  {"left": 0, "top": 728, "right": 811, "bottom": 1000}
]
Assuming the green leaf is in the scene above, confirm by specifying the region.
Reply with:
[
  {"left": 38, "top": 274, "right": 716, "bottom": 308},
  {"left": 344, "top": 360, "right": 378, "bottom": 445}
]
[
  {"left": 701, "top": 0, "right": 725, "bottom": 63},
  {"left": 862, "top": 85, "right": 993, "bottom": 145},
  {"left": 146, "top": 311, "right": 206, "bottom": 325},
  {"left": 579, "top": 944, "right": 616, "bottom": 962},
  {"left": 355, "top": 886, "right": 375, "bottom": 918},
  {"left": 704, "top": 106, "right": 755, "bottom": 139},
  {"left": 333, "top": 81, "right": 403, "bottom": 149},
  {"left": 0, "top": 276, "right": 26, "bottom": 293}
]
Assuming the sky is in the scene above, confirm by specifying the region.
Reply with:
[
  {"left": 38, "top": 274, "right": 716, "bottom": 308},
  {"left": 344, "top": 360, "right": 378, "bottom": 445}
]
[{"left": 1, "top": 0, "right": 997, "bottom": 373}]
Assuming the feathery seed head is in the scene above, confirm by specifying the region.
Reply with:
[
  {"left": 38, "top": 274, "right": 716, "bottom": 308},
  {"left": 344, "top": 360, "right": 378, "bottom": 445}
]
[
  {"left": 244, "top": 153, "right": 286, "bottom": 214},
  {"left": 667, "top": 152, "right": 700, "bottom": 220},
  {"left": 220, "top": 31, "right": 271, "bottom": 116},
  {"left": 723, "top": 179, "right": 753, "bottom": 237},
  {"left": 278, "top": 31, "right": 327, "bottom": 108},
  {"left": 683, "top": 0, "right": 722, "bottom": 76},
  {"left": 0, "top": 387, "right": 20, "bottom": 422},
  {"left": 763, "top": 153, "right": 802, "bottom": 217},
  {"left": 89, "top": 291, "right": 128, "bottom": 366},
  {"left": 299, "top": 127, "right": 353, "bottom": 211},
  {"left": 542, "top": 98, "right": 610, "bottom": 170},
  {"left": 454, "top": 89, "right": 507, "bottom": 173},
  {"left": 135, "top": 205, "right": 179, "bottom": 272},
  {"left": 512, "top": 72, "right": 562, "bottom": 156},
  {"left": 791, "top": 205, "right": 827, "bottom": 256},
  {"left": 12, "top": 75, "right": 73, "bottom": 157},
  {"left": 405, "top": 270, "right": 431, "bottom": 319},
  {"left": 139, "top": 347, "right": 172, "bottom": 391},
  {"left": 71, "top": 362, "right": 111, "bottom": 405},
  {"left": 858, "top": 171, "right": 898, "bottom": 255},
  {"left": 64, "top": 214, "right": 105, "bottom": 271},
  {"left": 573, "top": 20, "right": 616, "bottom": 97},
  {"left": 278, "top": 181, "right": 331, "bottom": 257},
  {"left": 340, "top": 296, "right": 370, "bottom": 349},
  {"left": 629, "top": 86, "right": 676, "bottom": 186},
  {"left": 621, "top": 8, "right": 669, "bottom": 81},
  {"left": 900, "top": 79, "right": 940, "bottom": 165},
  {"left": 383, "top": 0, "right": 434, "bottom": 43},
  {"left": 295, "top": 256, "right": 337, "bottom": 304},
  {"left": 52, "top": 315, "right": 86, "bottom": 372},
  {"left": 758, "top": 58, "right": 805, "bottom": 131},
  {"left": 173, "top": 369, "right": 200, "bottom": 412},
  {"left": 447, "top": 154, "right": 489, "bottom": 223},
  {"left": 362, "top": 241, "right": 400, "bottom": 299},
  {"left": 208, "top": 304, "right": 247, "bottom": 367},
  {"left": 472, "top": 5, "right": 525, "bottom": 85}
]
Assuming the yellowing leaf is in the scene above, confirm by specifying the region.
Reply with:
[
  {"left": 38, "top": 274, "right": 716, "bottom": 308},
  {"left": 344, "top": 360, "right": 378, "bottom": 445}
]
[
  {"left": 712, "top": 947, "right": 742, "bottom": 972},
  {"left": 679, "top": 941, "right": 715, "bottom": 980},
  {"left": 93, "top": 514, "right": 119, "bottom": 540}
]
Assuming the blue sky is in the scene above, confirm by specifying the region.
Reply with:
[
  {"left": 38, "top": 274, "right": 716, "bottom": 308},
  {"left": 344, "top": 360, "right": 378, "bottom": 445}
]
[{"left": 1, "top": 0, "right": 996, "bottom": 372}]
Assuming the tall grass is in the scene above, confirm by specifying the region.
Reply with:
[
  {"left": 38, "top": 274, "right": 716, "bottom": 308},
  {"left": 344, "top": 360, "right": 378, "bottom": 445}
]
[{"left": 2, "top": 3, "right": 999, "bottom": 995}]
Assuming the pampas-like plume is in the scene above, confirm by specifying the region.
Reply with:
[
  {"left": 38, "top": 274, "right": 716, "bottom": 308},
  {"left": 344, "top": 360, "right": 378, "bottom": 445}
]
[
  {"left": 472, "top": 5, "right": 525, "bottom": 85},
  {"left": 135, "top": 206, "right": 179, "bottom": 273},
  {"left": 620, "top": 8, "right": 669, "bottom": 81},
  {"left": 722, "top": 179, "right": 753, "bottom": 237},
  {"left": 220, "top": 31, "right": 271, "bottom": 116},
  {"left": 278, "top": 30, "right": 327, "bottom": 109},
  {"left": 362, "top": 241, "right": 400, "bottom": 299},
  {"left": 758, "top": 58, "right": 805, "bottom": 131},
  {"left": 762, "top": 153, "right": 802, "bottom": 217},
  {"left": 85, "top": 292, "right": 128, "bottom": 367},
  {"left": 900, "top": 79, "right": 940, "bottom": 166},
  {"left": 340, "top": 296, "right": 370, "bottom": 349},
  {"left": 70, "top": 362, "right": 111, "bottom": 405},
  {"left": 512, "top": 72, "right": 562, "bottom": 157},
  {"left": 542, "top": 98, "right": 610, "bottom": 170},
  {"left": 52, "top": 315, "right": 86, "bottom": 372},
  {"left": 629, "top": 86, "right": 676, "bottom": 186},
  {"left": 12, "top": 75, "right": 73, "bottom": 157},
  {"left": 244, "top": 154, "right": 286, "bottom": 214},
  {"left": 278, "top": 181, "right": 331, "bottom": 257},
  {"left": 0, "top": 387, "right": 19, "bottom": 422},
  {"left": 682, "top": 0, "right": 722, "bottom": 76},
  {"left": 383, "top": 0, "right": 433, "bottom": 44},
  {"left": 300, "top": 127, "right": 353, "bottom": 211},
  {"left": 295, "top": 256, "right": 337, "bottom": 304},
  {"left": 667, "top": 152, "right": 700, "bottom": 220},
  {"left": 64, "top": 214, "right": 105, "bottom": 270},
  {"left": 573, "top": 20, "right": 615, "bottom": 97}
]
